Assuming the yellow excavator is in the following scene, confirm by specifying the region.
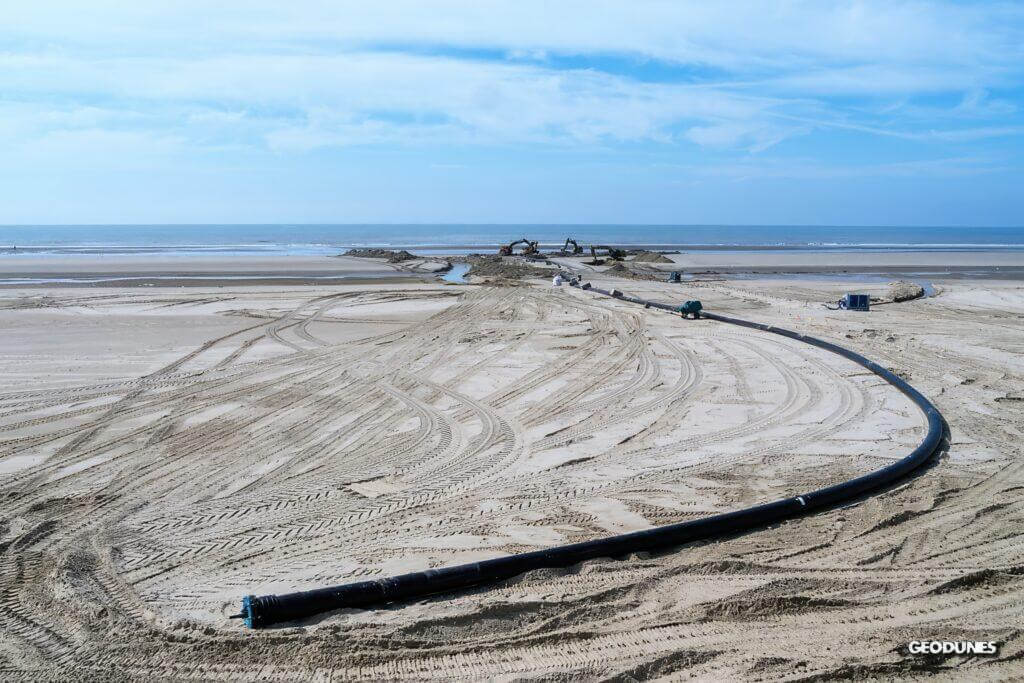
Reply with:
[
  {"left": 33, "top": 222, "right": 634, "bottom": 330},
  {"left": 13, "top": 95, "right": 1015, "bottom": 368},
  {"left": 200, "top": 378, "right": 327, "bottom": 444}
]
[{"left": 499, "top": 238, "right": 539, "bottom": 256}]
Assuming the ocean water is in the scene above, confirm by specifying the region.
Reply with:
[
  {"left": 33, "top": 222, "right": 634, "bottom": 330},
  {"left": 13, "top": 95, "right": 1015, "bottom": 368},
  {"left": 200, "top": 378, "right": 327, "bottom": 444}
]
[{"left": 0, "top": 224, "right": 1022, "bottom": 258}]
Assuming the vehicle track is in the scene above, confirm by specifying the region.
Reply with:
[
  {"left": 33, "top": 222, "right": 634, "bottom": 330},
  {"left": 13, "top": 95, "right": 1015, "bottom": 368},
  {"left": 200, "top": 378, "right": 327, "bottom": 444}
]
[{"left": 2, "top": 281, "right": 1020, "bottom": 679}]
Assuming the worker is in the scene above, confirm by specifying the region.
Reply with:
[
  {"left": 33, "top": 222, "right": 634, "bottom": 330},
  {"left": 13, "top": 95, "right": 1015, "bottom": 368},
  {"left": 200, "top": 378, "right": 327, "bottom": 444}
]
[{"left": 552, "top": 274, "right": 563, "bottom": 287}]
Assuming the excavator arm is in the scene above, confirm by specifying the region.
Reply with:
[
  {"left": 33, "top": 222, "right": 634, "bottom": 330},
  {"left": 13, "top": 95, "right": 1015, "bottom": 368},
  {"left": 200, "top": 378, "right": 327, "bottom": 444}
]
[
  {"left": 499, "top": 238, "right": 540, "bottom": 256},
  {"left": 590, "top": 245, "right": 626, "bottom": 260}
]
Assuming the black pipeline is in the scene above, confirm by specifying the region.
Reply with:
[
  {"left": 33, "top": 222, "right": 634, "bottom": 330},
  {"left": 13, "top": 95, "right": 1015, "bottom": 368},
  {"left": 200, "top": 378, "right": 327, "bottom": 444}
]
[{"left": 233, "top": 282, "right": 944, "bottom": 628}]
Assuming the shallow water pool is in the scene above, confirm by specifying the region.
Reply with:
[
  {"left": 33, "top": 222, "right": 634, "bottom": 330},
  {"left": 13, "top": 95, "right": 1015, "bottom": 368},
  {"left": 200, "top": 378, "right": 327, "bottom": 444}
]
[{"left": 441, "top": 263, "right": 470, "bottom": 283}]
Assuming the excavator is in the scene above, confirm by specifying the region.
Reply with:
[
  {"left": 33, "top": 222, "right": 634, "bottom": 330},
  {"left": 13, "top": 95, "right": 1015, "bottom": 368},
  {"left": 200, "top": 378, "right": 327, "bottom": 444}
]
[
  {"left": 560, "top": 238, "right": 583, "bottom": 255},
  {"left": 588, "top": 245, "right": 627, "bottom": 263},
  {"left": 499, "top": 238, "right": 539, "bottom": 257}
]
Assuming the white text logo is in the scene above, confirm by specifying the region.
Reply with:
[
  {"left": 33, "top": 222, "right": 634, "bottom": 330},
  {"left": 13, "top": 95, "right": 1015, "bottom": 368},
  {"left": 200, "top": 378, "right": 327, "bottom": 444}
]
[{"left": 908, "top": 641, "right": 998, "bottom": 655}]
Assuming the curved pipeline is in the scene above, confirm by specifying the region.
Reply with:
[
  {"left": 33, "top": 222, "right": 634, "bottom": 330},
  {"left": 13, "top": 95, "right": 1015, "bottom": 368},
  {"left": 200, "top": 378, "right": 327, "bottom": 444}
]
[{"left": 234, "top": 283, "right": 944, "bottom": 628}]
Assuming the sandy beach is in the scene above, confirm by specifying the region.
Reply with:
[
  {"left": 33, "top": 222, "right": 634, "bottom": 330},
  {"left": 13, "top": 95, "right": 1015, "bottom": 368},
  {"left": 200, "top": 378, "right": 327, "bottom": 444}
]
[
  {"left": 1, "top": 253, "right": 1022, "bottom": 678},
  {"left": 0, "top": 254, "right": 429, "bottom": 286},
  {"left": 552, "top": 249, "right": 1024, "bottom": 279},
  {"left": 664, "top": 249, "right": 1024, "bottom": 269}
]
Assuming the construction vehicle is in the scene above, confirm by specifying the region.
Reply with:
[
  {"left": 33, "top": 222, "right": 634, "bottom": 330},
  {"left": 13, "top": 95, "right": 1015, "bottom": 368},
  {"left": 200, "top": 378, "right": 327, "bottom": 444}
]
[
  {"left": 589, "top": 244, "right": 626, "bottom": 264},
  {"left": 677, "top": 300, "right": 702, "bottom": 319},
  {"left": 560, "top": 238, "right": 583, "bottom": 255},
  {"left": 825, "top": 293, "right": 870, "bottom": 311},
  {"left": 839, "top": 293, "right": 870, "bottom": 311},
  {"left": 499, "top": 238, "right": 539, "bottom": 257}
]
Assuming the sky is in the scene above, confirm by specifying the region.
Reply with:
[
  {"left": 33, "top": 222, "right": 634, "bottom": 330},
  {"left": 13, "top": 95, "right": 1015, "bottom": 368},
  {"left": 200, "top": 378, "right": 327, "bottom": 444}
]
[{"left": 1, "top": 1, "right": 1023, "bottom": 226}]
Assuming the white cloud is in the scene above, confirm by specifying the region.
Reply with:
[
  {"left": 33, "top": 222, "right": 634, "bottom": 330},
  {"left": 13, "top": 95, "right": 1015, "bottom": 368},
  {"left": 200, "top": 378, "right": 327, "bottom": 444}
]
[
  {"left": 0, "top": 52, "right": 786, "bottom": 150},
  {"left": 671, "top": 155, "right": 1005, "bottom": 182},
  {"left": 5, "top": 2, "right": 1022, "bottom": 70},
  {"left": 684, "top": 121, "right": 809, "bottom": 152},
  {"left": 0, "top": 1, "right": 1021, "bottom": 158}
]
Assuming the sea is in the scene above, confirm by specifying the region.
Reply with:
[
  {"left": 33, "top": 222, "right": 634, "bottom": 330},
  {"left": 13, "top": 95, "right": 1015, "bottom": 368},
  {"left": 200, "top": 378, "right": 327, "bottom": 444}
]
[
  {"left": 0, "top": 224, "right": 1022, "bottom": 259},
  {"left": 2, "top": 225, "right": 1015, "bottom": 284},
  {"left": 0, "top": 224, "right": 1019, "bottom": 259}
]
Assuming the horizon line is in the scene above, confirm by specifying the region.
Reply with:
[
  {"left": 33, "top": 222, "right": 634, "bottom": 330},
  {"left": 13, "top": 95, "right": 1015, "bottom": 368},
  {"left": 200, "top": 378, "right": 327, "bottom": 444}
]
[{"left": 2, "top": 223, "right": 1022, "bottom": 229}]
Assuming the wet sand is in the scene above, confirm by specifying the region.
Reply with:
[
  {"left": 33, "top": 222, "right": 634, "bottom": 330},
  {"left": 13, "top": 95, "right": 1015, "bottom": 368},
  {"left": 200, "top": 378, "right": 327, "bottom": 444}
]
[
  {"left": 552, "top": 249, "right": 1024, "bottom": 280},
  {"left": 0, "top": 254, "right": 384, "bottom": 274},
  {"left": 0, "top": 254, "right": 450, "bottom": 287},
  {"left": 664, "top": 249, "right": 1024, "bottom": 269},
  {"left": 1, "top": 259, "right": 1022, "bottom": 679},
  {"left": 3, "top": 248, "right": 1023, "bottom": 285}
]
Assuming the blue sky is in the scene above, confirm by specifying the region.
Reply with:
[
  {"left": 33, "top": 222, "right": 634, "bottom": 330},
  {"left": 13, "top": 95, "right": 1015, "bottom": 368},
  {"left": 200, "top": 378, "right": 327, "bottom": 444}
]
[{"left": 2, "top": 1, "right": 1023, "bottom": 225}]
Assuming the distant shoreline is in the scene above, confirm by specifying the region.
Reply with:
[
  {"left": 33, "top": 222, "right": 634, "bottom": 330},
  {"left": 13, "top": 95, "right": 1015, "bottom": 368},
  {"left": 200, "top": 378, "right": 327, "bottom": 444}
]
[
  {"left": 2, "top": 223, "right": 1022, "bottom": 259},
  {"left": 4, "top": 244, "right": 1024, "bottom": 256},
  {"left": 0, "top": 275, "right": 424, "bottom": 288},
  {"left": 0, "top": 249, "right": 1022, "bottom": 285}
]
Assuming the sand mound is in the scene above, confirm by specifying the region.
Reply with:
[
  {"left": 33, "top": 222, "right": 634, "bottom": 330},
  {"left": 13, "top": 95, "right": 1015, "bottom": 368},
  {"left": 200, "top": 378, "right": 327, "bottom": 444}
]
[
  {"left": 889, "top": 280, "right": 925, "bottom": 302},
  {"left": 464, "top": 254, "right": 541, "bottom": 279},
  {"left": 631, "top": 251, "right": 673, "bottom": 263},
  {"left": 605, "top": 262, "right": 662, "bottom": 281},
  {"left": 344, "top": 248, "right": 417, "bottom": 262}
]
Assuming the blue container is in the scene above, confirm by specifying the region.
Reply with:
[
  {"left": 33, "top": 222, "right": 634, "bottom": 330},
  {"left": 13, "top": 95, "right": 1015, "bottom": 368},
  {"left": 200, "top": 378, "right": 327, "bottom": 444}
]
[{"left": 843, "top": 293, "right": 870, "bottom": 311}]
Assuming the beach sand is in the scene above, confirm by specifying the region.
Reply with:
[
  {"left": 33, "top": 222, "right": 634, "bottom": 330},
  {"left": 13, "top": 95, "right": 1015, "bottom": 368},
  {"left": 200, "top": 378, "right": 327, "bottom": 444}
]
[
  {"left": 1, "top": 254, "right": 1022, "bottom": 679},
  {"left": 553, "top": 248, "right": 1024, "bottom": 279},
  {"left": 0, "top": 253, "right": 459, "bottom": 287}
]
